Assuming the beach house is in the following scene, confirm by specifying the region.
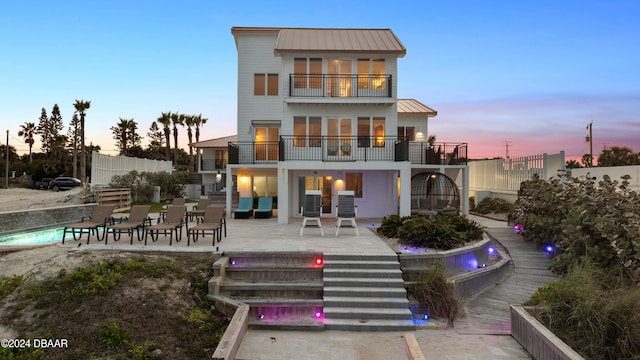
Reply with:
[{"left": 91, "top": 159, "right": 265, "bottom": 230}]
[{"left": 194, "top": 27, "right": 468, "bottom": 223}]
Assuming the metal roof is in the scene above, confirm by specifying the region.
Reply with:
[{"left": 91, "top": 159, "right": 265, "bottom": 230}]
[
  {"left": 397, "top": 99, "right": 438, "bottom": 116},
  {"left": 191, "top": 135, "right": 237, "bottom": 148},
  {"left": 231, "top": 27, "right": 406, "bottom": 56},
  {"left": 275, "top": 28, "right": 406, "bottom": 56}
]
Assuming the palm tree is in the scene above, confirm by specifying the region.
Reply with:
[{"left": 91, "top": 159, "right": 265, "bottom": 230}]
[
  {"left": 183, "top": 114, "right": 195, "bottom": 170},
  {"left": 73, "top": 99, "right": 91, "bottom": 184},
  {"left": 193, "top": 113, "right": 208, "bottom": 143},
  {"left": 157, "top": 112, "right": 172, "bottom": 160},
  {"left": 170, "top": 112, "right": 184, "bottom": 164},
  {"left": 111, "top": 118, "right": 138, "bottom": 156},
  {"left": 18, "top": 122, "right": 36, "bottom": 164}
]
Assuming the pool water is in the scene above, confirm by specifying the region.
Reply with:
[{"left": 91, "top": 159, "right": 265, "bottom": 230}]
[{"left": 0, "top": 227, "right": 72, "bottom": 246}]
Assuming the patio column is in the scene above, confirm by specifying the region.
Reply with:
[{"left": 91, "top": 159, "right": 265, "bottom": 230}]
[
  {"left": 277, "top": 167, "right": 289, "bottom": 224},
  {"left": 399, "top": 165, "right": 411, "bottom": 217}
]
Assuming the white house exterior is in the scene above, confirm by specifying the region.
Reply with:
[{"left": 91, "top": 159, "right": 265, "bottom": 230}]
[{"left": 222, "top": 26, "right": 468, "bottom": 223}]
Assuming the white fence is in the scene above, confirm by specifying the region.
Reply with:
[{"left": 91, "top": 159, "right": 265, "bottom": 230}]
[
  {"left": 90, "top": 151, "right": 173, "bottom": 188},
  {"left": 469, "top": 152, "right": 565, "bottom": 203},
  {"left": 570, "top": 165, "right": 640, "bottom": 191}
]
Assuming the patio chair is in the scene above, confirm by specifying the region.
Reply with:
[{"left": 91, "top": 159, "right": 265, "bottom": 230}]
[
  {"left": 335, "top": 190, "right": 359, "bottom": 236},
  {"left": 254, "top": 196, "right": 273, "bottom": 218},
  {"left": 160, "top": 197, "right": 186, "bottom": 220},
  {"left": 187, "top": 207, "right": 224, "bottom": 246},
  {"left": 300, "top": 190, "right": 324, "bottom": 236},
  {"left": 105, "top": 205, "right": 152, "bottom": 245},
  {"left": 188, "top": 198, "right": 211, "bottom": 221},
  {"left": 62, "top": 204, "right": 116, "bottom": 244},
  {"left": 234, "top": 197, "right": 254, "bottom": 219},
  {"left": 145, "top": 205, "right": 187, "bottom": 245}
]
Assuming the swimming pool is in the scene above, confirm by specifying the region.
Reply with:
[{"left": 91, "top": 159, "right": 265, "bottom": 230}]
[{"left": 0, "top": 227, "right": 72, "bottom": 246}]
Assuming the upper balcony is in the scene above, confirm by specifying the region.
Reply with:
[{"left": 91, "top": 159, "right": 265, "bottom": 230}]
[
  {"left": 288, "top": 74, "right": 393, "bottom": 99},
  {"left": 228, "top": 137, "right": 467, "bottom": 166}
]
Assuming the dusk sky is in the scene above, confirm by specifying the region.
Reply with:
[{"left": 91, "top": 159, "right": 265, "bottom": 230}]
[{"left": 1, "top": 0, "right": 638, "bottom": 162}]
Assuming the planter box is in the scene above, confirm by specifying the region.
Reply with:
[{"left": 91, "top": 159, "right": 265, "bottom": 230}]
[{"left": 510, "top": 305, "right": 584, "bottom": 360}]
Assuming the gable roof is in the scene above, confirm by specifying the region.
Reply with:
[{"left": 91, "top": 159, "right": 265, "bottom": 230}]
[
  {"left": 232, "top": 27, "right": 406, "bottom": 56},
  {"left": 397, "top": 99, "right": 438, "bottom": 116},
  {"left": 191, "top": 135, "right": 237, "bottom": 148}
]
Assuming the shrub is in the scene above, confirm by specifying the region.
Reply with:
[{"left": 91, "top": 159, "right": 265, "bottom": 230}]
[
  {"left": 109, "top": 171, "right": 189, "bottom": 202},
  {"left": 0, "top": 275, "right": 24, "bottom": 300},
  {"left": 525, "top": 263, "right": 640, "bottom": 359},
  {"left": 396, "top": 214, "right": 484, "bottom": 250},
  {"left": 377, "top": 214, "right": 409, "bottom": 238},
  {"left": 473, "top": 197, "right": 514, "bottom": 215},
  {"left": 515, "top": 174, "right": 640, "bottom": 282},
  {"left": 408, "top": 264, "right": 461, "bottom": 325},
  {"left": 99, "top": 320, "right": 131, "bottom": 347}
]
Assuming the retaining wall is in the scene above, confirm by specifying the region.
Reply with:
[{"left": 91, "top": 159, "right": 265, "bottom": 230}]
[
  {"left": 511, "top": 305, "right": 584, "bottom": 360},
  {"left": 0, "top": 204, "right": 95, "bottom": 235}
]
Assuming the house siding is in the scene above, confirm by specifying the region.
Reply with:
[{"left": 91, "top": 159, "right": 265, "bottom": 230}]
[{"left": 236, "top": 33, "right": 283, "bottom": 143}]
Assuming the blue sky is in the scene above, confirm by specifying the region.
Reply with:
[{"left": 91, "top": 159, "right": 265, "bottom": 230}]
[{"left": 1, "top": 0, "right": 638, "bottom": 161}]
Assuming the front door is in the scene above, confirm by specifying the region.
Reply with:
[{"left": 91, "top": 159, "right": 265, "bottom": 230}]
[{"left": 299, "top": 175, "right": 333, "bottom": 215}]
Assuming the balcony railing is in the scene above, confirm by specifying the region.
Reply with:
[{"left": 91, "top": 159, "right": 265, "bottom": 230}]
[
  {"left": 228, "top": 139, "right": 468, "bottom": 165},
  {"left": 407, "top": 142, "right": 468, "bottom": 165},
  {"left": 288, "top": 74, "right": 392, "bottom": 98}
]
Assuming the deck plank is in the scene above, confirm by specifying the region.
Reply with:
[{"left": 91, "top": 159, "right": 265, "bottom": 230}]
[{"left": 454, "top": 225, "right": 556, "bottom": 335}]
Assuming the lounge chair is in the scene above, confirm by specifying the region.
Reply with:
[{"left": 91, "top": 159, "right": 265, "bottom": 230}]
[
  {"left": 335, "top": 190, "right": 359, "bottom": 236},
  {"left": 188, "top": 198, "right": 211, "bottom": 221},
  {"left": 234, "top": 197, "right": 253, "bottom": 219},
  {"left": 105, "top": 205, "right": 152, "bottom": 244},
  {"left": 62, "top": 204, "right": 116, "bottom": 244},
  {"left": 145, "top": 205, "right": 186, "bottom": 245},
  {"left": 254, "top": 196, "right": 273, "bottom": 218},
  {"left": 160, "top": 198, "right": 186, "bottom": 220},
  {"left": 187, "top": 207, "right": 224, "bottom": 246},
  {"left": 300, "top": 190, "right": 324, "bottom": 236}
]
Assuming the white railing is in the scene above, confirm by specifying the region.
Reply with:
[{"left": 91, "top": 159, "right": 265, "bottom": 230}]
[{"left": 469, "top": 152, "right": 565, "bottom": 200}]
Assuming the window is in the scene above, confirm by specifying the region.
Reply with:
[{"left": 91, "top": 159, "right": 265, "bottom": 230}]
[
  {"left": 294, "top": 116, "right": 306, "bottom": 147},
  {"left": 254, "top": 74, "right": 265, "bottom": 96},
  {"left": 294, "top": 58, "right": 322, "bottom": 89},
  {"left": 254, "top": 73, "right": 278, "bottom": 96},
  {"left": 357, "top": 117, "right": 385, "bottom": 147},
  {"left": 357, "top": 58, "right": 386, "bottom": 90},
  {"left": 357, "top": 117, "right": 370, "bottom": 147},
  {"left": 346, "top": 173, "right": 363, "bottom": 198},
  {"left": 267, "top": 74, "right": 278, "bottom": 95},
  {"left": 397, "top": 127, "right": 415, "bottom": 141},
  {"left": 293, "top": 116, "right": 321, "bottom": 147}
]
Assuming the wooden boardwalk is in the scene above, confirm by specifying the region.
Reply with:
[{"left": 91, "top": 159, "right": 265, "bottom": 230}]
[{"left": 454, "top": 227, "right": 557, "bottom": 335}]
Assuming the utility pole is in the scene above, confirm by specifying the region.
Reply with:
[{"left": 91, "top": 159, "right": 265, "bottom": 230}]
[
  {"left": 5, "top": 130, "right": 9, "bottom": 189},
  {"left": 504, "top": 141, "right": 511, "bottom": 159},
  {"left": 586, "top": 121, "right": 593, "bottom": 167}
]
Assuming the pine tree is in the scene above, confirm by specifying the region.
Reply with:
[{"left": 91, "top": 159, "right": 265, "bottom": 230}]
[{"left": 37, "top": 107, "right": 50, "bottom": 154}]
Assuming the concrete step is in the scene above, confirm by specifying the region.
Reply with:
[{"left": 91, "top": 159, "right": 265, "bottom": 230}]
[
  {"left": 323, "top": 296, "right": 410, "bottom": 309},
  {"left": 323, "top": 259, "right": 400, "bottom": 270},
  {"left": 324, "top": 254, "right": 398, "bottom": 262},
  {"left": 323, "top": 318, "right": 415, "bottom": 332},
  {"left": 323, "top": 277, "right": 405, "bottom": 287},
  {"left": 323, "top": 286, "right": 408, "bottom": 298},
  {"left": 324, "top": 307, "right": 412, "bottom": 321},
  {"left": 323, "top": 268, "right": 402, "bottom": 279}
]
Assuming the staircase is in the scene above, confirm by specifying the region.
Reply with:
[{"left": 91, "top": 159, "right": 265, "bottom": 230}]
[{"left": 322, "top": 254, "right": 415, "bottom": 331}]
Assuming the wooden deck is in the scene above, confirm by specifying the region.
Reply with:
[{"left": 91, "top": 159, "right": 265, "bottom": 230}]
[{"left": 454, "top": 227, "right": 557, "bottom": 335}]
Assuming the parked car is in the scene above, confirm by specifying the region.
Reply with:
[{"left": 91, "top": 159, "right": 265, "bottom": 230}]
[
  {"left": 49, "top": 177, "right": 82, "bottom": 192},
  {"left": 32, "top": 177, "right": 53, "bottom": 190}
]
